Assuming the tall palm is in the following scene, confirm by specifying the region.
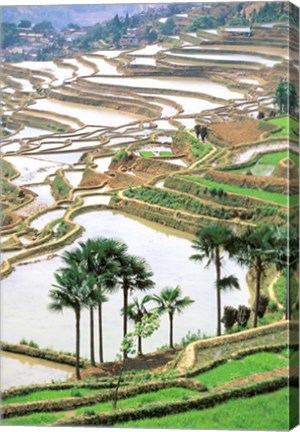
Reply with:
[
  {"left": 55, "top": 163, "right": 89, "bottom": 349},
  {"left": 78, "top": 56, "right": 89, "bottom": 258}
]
[
  {"left": 190, "top": 224, "right": 240, "bottom": 336},
  {"left": 273, "top": 81, "right": 287, "bottom": 114},
  {"left": 90, "top": 238, "right": 127, "bottom": 363},
  {"left": 270, "top": 224, "right": 299, "bottom": 320},
  {"left": 49, "top": 263, "right": 95, "bottom": 380},
  {"left": 151, "top": 286, "right": 194, "bottom": 349},
  {"left": 123, "top": 295, "right": 152, "bottom": 356},
  {"left": 237, "top": 224, "right": 275, "bottom": 327},
  {"left": 62, "top": 243, "right": 98, "bottom": 366},
  {"left": 117, "top": 255, "right": 155, "bottom": 358}
]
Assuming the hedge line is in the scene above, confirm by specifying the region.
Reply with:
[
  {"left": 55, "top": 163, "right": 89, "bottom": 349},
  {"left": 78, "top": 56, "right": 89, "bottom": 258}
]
[
  {"left": 205, "top": 169, "right": 294, "bottom": 194},
  {"left": 1, "top": 380, "right": 124, "bottom": 401},
  {"left": 55, "top": 371, "right": 289, "bottom": 426},
  {"left": 2, "top": 379, "right": 206, "bottom": 418},
  {"left": 1, "top": 341, "right": 89, "bottom": 369}
]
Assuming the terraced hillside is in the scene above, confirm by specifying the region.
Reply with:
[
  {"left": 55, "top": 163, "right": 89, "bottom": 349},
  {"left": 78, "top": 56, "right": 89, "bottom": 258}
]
[
  {"left": 1, "top": 2, "right": 299, "bottom": 429},
  {"left": 1, "top": 322, "right": 298, "bottom": 428}
]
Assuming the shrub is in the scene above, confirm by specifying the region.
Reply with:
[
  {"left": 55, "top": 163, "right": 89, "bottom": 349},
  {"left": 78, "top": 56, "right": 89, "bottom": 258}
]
[
  {"left": 253, "top": 295, "right": 269, "bottom": 318},
  {"left": 268, "top": 300, "right": 278, "bottom": 313},
  {"left": 70, "top": 388, "right": 83, "bottom": 398},
  {"left": 221, "top": 306, "right": 238, "bottom": 329},
  {"left": 236, "top": 305, "right": 251, "bottom": 327},
  {"left": 180, "top": 330, "right": 204, "bottom": 347},
  {"left": 28, "top": 340, "right": 39, "bottom": 349}
]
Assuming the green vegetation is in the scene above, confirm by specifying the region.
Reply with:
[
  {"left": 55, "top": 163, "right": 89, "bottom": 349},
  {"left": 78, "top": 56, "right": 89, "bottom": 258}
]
[
  {"left": 51, "top": 172, "right": 72, "bottom": 200},
  {"left": 186, "top": 15, "right": 219, "bottom": 31},
  {"left": 112, "top": 149, "right": 128, "bottom": 163},
  {"left": 140, "top": 151, "right": 155, "bottom": 158},
  {"left": 174, "top": 131, "right": 211, "bottom": 159},
  {"left": 4, "top": 388, "right": 98, "bottom": 405},
  {"left": 182, "top": 176, "right": 292, "bottom": 206},
  {"left": 76, "top": 387, "right": 198, "bottom": 415},
  {"left": 159, "top": 17, "right": 175, "bottom": 36},
  {"left": 2, "top": 412, "right": 65, "bottom": 426},
  {"left": 118, "top": 388, "right": 292, "bottom": 430},
  {"left": 0, "top": 159, "right": 18, "bottom": 179},
  {"left": 195, "top": 352, "right": 288, "bottom": 388},
  {"left": 19, "top": 338, "right": 39, "bottom": 348},
  {"left": 140, "top": 151, "right": 172, "bottom": 157},
  {"left": 123, "top": 186, "right": 253, "bottom": 221},
  {"left": 267, "top": 116, "right": 298, "bottom": 140}
]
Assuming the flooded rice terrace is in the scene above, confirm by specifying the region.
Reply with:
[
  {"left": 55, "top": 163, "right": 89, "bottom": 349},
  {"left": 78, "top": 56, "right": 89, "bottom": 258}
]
[
  {"left": 0, "top": 16, "right": 288, "bottom": 388},
  {"left": 1, "top": 211, "right": 250, "bottom": 361}
]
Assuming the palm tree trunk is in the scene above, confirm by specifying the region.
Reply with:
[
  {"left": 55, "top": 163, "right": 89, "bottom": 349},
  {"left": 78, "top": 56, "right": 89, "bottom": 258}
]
[
  {"left": 123, "top": 286, "right": 128, "bottom": 359},
  {"left": 98, "top": 302, "right": 104, "bottom": 363},
  {"left": 254, "top": 258, "right": 262, "bottom": 328},
  {"left": 138, "top": 335, "right": 143, "bottom": 356},
  {"left": 75, "top": 308, "right": 81, "bottom": 380},
  {"left": 215, "top": 247, "right": 222, "bottom": 337},
  {"left": 90, "top": 306, "right": 96, "bottom": 367},
  {"left": 169, "top": 312, "right": 174, "bottom": 349}
]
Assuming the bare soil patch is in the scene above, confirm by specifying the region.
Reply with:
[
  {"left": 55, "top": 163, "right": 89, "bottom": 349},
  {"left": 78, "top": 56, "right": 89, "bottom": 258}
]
[{"left": 210, "top": 119, "right": 262, "bottom": 146}]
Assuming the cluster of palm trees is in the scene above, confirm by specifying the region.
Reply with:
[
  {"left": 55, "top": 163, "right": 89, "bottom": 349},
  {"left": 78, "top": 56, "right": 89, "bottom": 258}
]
[
  {"left": 49, "top": 222, "right": 297, "bottom": 380},
  {"left": 273, "top": 80, "right": 298, "bottom": 115},
  {"left": 191, "top": 223, "right": 298, "bottom": 337},
  {"left": 48, "top": 238, "right": 194, "bottom": 379}
]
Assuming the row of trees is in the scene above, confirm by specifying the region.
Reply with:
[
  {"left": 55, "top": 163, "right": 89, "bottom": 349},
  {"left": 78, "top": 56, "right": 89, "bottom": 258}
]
[
  {"left": 191, "top": 223, "right": 298, "bottom": 337},
  {"left": 49, "top": 238, "right": 194, "bottom": 379},
  {"left": 273, "top": 81, "right": 299, "bottom": 116},
  {"left": 49, "top": 223, "right": 298, "bottom": 379}
]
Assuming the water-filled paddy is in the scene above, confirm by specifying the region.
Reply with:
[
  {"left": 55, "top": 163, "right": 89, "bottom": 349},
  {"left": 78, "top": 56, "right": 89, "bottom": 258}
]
[
  {"left": 87, "top": 76, "right": 243, "bottom": 99},
  {"left": 163, "top": 95, "right": 221, "bottom": 115},
  {"left": 5, "top": 155, "right": 63, "bottom": 185},
  {"left": 30, "top": 209, "right": 65, "bottom": 231},
  {"left": 170, "top": 52, "right": 279, "bottom": 67},
  {"left": 0, "top": 351, "right": 73, "bottom": 390},
  {"left": 31, "top": 98, "right": 143, "bottom": 127},
  {"left": 64, "top": 170, "right": 83, "bottom": 187},
  {"left": 8, "top": 126, "right": 49, "bottom": 141},
  {"left": 94, "top": 156, "right": 112, "bottom": 172},
  {"left": 83, "top": 56, "right": 121, "bottom": 75},
  {"left": 1, "top": 210, "right": 250, "bottom": 361}
]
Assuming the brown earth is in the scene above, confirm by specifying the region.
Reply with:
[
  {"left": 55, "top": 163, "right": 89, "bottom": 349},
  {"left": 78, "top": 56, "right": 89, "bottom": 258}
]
[
  {"left": 77, "top": 347, "right": 182, "bottom": 381},
  {"left": 210, "top": 119, "right": 263, "bottom": 146},
  {"left": 79, "top": 169, "right": 108, "bottom": 187}
]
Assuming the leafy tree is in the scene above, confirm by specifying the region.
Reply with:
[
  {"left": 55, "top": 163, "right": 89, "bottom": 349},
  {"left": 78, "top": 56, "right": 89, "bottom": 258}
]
[
  {"left": 147, "top": 29, "right": 158, "bottom": 43},
  {"left": 114, "top": 313, "right": 160, "bottom": 410},
  {"left": 151, "top": 286, "right": 194, "bottom": 349},
  {"left": 49, "top": 264, "right": 96, "bottom": 379},
  {"left": 67, "top": 22, "right": 80, "bottom": 31},
  {"left": 236, "top": 225, "right": 276, "bottom": 328},
  {"left": 186, "top": 15, "right": 217, "bottom": 31},
  {"left": 190, "top": 224, "right": 240, "bottom": 336},
  {"left": 159, "top": 17, "right": 175, "bottom": 36},
  {"left": 2, "top": 23, "right": 20, "bottom": 49},
  {"left": 116, "top": 255, "right": 154, "bottom": 358},
  {"left": 33, "top": 20, "right": 54, "bottom": 35},
  {"left": 124, "top": 295, "right": 153, "bottom": 355},
  {"left": 18, "top": 20, "right": 32, "bottom": 28}
]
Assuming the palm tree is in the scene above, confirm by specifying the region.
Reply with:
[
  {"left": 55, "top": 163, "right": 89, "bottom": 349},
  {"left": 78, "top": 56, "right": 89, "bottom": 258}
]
[
  {"left": 124, "top": 295, "right": 152, "bottom": 356},
  {"left": 237, "top": 225, "right": 275, "bottom": 327},
  {"left": 49, "top": 263, "right": 95, "bottom": 380},
  {"left": 151, "top": 286, "right": 194, "bottom": 349},
  {"left": 273, "top": 81, "right": 287, "bottom": 114},
  {"left": 116, "top": 255, "right": 155, "bottom": 358},
  {"left": 190, "top": 224, "right": 240, "bottom": 336},
  {"left": 270, "top": 224, "right": 299, "bottom": 320},
  {"left": 90, "top": 238, "right": 128, "bottom": 363},
  {"left": 62, "top": 243, "right": 98, "bottom": 366}
]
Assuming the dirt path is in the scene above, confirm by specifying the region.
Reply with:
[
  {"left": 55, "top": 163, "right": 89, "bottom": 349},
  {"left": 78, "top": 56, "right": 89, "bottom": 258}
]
[{"left": 268, "top": 274, "right": 284, "bottom": 310}]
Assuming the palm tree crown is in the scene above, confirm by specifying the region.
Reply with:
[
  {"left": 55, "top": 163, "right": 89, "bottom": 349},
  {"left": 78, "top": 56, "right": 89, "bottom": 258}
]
[{"left": 151, "top": 286, "right": 194, "bottom": 349}]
